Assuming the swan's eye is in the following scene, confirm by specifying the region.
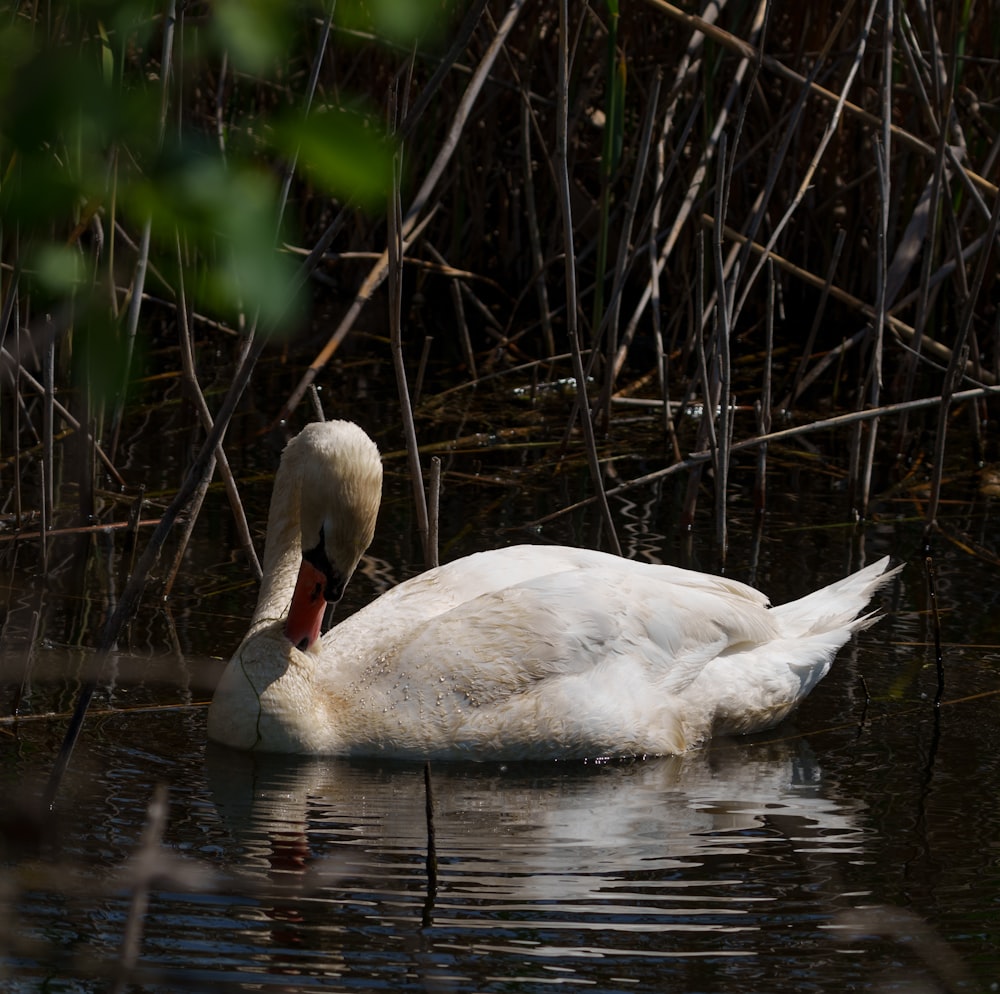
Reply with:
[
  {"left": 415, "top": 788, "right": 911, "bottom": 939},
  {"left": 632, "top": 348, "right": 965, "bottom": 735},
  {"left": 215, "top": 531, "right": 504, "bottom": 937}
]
[
  {"left": 303, "top": 526, "right": 346, "bottom": 603},
  {"left": 303, "top": 527, "right": 329, "bottom": 571}
]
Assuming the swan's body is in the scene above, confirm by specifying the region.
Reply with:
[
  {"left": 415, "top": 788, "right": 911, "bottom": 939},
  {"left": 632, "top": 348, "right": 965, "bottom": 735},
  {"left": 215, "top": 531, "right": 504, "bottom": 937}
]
[{"left": 207, "top": 421, "right": 898, "bottom": 760}]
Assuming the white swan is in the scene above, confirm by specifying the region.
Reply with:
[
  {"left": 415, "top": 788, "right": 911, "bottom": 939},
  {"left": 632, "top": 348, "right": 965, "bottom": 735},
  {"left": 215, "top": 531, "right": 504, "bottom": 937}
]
[{"left": 207, "top": 420, "right": 898, "bottom": 760}]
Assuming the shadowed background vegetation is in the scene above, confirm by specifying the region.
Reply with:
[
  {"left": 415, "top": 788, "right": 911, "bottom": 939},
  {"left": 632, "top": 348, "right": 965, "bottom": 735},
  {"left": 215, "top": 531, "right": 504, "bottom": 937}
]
[{"left": 2, "top": 0, "right": 998, "bottom": 572}]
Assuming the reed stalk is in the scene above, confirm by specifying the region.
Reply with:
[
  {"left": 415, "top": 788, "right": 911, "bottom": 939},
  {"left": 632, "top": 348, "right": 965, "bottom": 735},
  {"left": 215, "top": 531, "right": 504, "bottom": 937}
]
[
  {"left": 711, "top": 134, "right": 733, "bottom": 558},
  {"left": 389, "top": 147, "right": 431, "bottom": 565},
  {"left": 162, "top": 306, "right": 258, "bottom": 597},
  {"left": 556, "top": 0, "right": 621, "bottom": 556},
  {"left": 111, "top": 783, "right": 169, "bottom": 994},
  {"left": 591, "top": 0, "right": 624, "bottom": 346}
]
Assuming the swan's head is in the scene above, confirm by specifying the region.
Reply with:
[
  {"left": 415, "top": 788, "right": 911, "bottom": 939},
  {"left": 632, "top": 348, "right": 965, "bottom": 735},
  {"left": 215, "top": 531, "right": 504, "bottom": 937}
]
[{"left": 281, "top": 421, "right": 383, "bottom": 651}]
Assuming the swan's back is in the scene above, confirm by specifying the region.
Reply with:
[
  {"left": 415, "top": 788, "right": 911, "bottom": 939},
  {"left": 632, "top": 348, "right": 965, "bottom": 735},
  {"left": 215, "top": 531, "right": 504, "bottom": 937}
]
[{"left": 272, "top": 547, "right": 897, "bottom": 759}]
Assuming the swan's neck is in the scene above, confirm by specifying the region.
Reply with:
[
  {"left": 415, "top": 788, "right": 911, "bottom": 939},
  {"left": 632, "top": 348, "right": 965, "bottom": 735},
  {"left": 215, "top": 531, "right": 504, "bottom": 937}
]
[{"left": 249, "top": 470, "right": 304, "bottom": 637}]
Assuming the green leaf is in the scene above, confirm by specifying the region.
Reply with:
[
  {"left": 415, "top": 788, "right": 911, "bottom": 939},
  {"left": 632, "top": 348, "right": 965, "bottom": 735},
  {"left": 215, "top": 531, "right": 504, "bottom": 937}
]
[
  {"left": 213, "top": 169, "right": 304, "bottom": 329},
  {"left": 97, "top": 21, "right": 115, "bottom": 86},
  {"left": 0, "top": 38, "right": 157, "bottom": 230},
  {"left": 336, "top": 0, "right": 460, "bottom": 47},
  {"left": 129, "top": 142, "right": 303, "bottom": 330},
  {"left": 213, "top": 0, "right": 293, "bottom": 73},
  {"left": 32, "top": 244, "right": 84, "bottom": 293},
  {"left": 271, "top": 108, "right": 395, "bottom": 210}
]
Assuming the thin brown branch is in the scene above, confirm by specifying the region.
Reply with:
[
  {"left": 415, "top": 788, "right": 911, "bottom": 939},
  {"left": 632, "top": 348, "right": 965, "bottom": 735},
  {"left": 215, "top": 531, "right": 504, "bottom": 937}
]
[
  {"left": 535, "top": 383, "right": 1000, "bottom": 528},
  {"left": 702, "top": 215, "right": 997, "bottom": 387},
  {"left": 641, "top": 0, "right": 998, "bottom": 199},
  {"left": 276, "top": 0, "right": 528, "bottom": 424}
]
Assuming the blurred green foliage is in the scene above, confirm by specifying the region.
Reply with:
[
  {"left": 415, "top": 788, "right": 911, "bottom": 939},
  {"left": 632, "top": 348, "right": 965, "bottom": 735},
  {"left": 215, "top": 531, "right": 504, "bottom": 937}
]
[
  {"left": 0, "top": 0, "right": 448, "bottom": 405},
  {"left": 334, "top": 0, "right": 458, "bottom": 47}
]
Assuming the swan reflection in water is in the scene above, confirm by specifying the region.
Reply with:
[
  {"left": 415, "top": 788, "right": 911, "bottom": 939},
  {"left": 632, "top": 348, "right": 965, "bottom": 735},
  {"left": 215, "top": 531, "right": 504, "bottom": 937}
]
[
  {"left": 204, "top": 738, "right": 974, "bottom": 991},
  {"left": 205, "top": 735, "right": 866, "bottom": 919}
]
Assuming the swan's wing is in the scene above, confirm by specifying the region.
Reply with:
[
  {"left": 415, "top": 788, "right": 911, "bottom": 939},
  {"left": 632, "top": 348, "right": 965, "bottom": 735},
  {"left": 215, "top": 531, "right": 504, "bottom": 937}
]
[{"left": 382, "top": 561, "right": 782, "bottom": 704}]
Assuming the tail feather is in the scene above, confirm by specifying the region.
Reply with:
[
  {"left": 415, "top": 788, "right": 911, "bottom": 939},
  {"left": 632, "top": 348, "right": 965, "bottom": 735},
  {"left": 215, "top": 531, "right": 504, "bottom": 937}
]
[{"left": 769, "top": 556, "right": 900, "bottom": 637}]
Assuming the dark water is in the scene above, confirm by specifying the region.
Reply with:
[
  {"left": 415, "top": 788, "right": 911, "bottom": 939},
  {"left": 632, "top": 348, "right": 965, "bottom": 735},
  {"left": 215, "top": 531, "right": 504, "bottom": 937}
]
[{"left": 2, "top": 360, "right": 1000, "bottom": 992}]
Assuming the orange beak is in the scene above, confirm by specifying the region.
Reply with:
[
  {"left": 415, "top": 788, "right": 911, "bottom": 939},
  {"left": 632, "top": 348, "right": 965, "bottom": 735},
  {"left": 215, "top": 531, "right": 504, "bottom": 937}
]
[{"left": 284, "top": 559, "right": 327, "bottom": 651}]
